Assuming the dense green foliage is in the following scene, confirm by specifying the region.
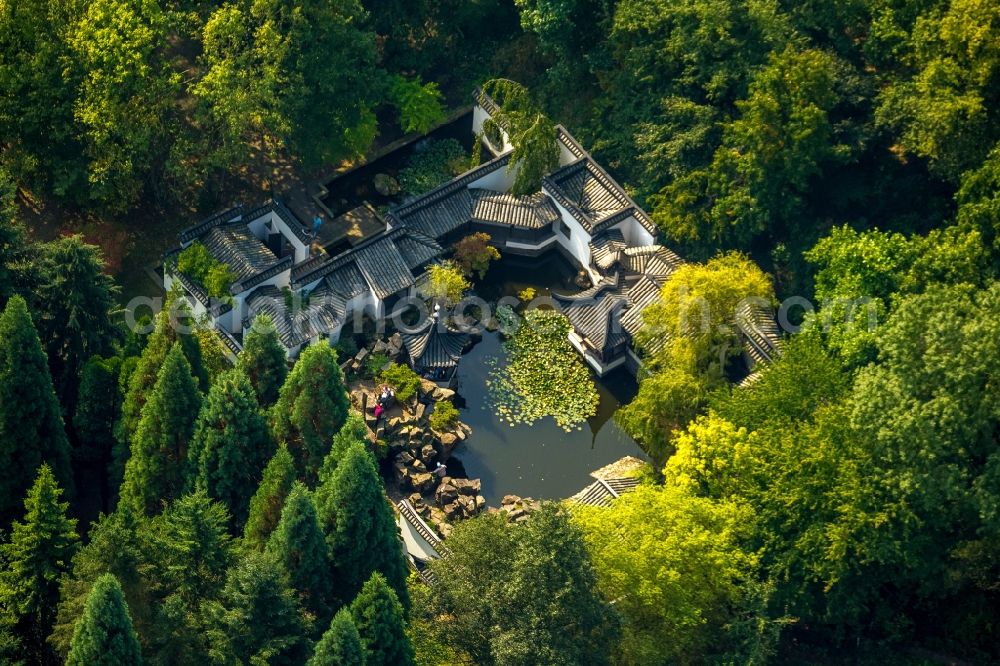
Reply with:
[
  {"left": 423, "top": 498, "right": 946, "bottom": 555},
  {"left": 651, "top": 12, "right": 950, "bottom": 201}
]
[
  {"left": 237, "top": 314, "right": 289, "bottom": 407},
  {"left": 314, "top": 442, "right": 410, "bottom": 610},
  {"left": 377, "top": 362, "right": 422, "bottom": 403},
  {"left": 618, "top": 252, "right": 774, "bottom": 466},
  {"left": 426, "top": 503, "right": 619, "bottom": 665},
  {"left": 175, "top": 242, "right": 237, "bottom": 300},
  {"left": 0, "top": 296, "right": 74, "bottom": 524},
  {"left": 349, "top": 573, "right": 413, "bottom": 666},
  {"left": 1, "top": 0, "right": 999, "bottom": 660},
  {"left": 422, "top": 261, "right": 470, "bottom": 306},
  {"left": 188, "top": 368, "right": 275, "bottom": 531},
  {"left": 488, "top": 309, "right": 599, "bottom": 431},
  {"left": 428, "top": 400, "right": 459, "bottom": 431},
  {"left": 0, "top": 466, "right": 78, "bottom": 664},
  {"left": 398, "top": 139, "right": 469, "bottom": 196},
  {"left": 243, "top": 446, "right": 297, "bottom": 549},
  {"left": 309, "top": 607, "right": 363, "bottom": 666},
  {"left": 266, "top": 483, "right": 334, "bottom": 622},
  {"left": 120, "top": 343, "right": 202, "bottom": 516},
  {"left": 65, "top": 573, "right": 141, "bottom": 666},
  {"left": 271, "top": 341, "right": 350, "bottom": 481},
  {"left": 574, "top": 485, "right": 779, "bottom": 664}
]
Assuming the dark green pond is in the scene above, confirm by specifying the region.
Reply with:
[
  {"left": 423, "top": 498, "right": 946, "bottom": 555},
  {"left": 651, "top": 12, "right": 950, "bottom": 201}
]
[{"left": 446, "top": 252, "right": 645, "bottom": 502}]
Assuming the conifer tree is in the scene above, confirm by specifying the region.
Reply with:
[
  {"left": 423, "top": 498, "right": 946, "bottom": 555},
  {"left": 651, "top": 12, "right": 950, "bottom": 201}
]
[
  {"left": 0, "top": 465, "right": 78, "bottom": 664},
  {"left": 315, "top": 441, "right": 409, "bottom": 609},
  {"left": 237, "top": 314, "right": 288, "bottom": 407},
  {"left": 244, "top": 446, "right": 296, "bottom": 549},
  {"left": 113, "top": 302, "right": 208, "bottom": 494},
  {"left": 0, "top": 295, "right": 73, "bottom": 523},
  {"left": 188, "top": 368, "right": 275, "bottom": 531},
  {"left": 73, "top": 355, "right": 122, "bottom": 511},
  {"left": 120, "top": 343, "right": 202, "bottom": 516},
  {"left": 271, "top": 341, "right": 350, "bottom": 480},
  {"left": 66, "top": 573, "right": 141, "bottom": 666},
  {"left": 317, "top": 414, "right": 370, "bottom": 483},
  {"left": 51, "top": 505, "right": 144, "bottom": 657},
  {"left": 266, "top": 483, "right": 334, "bottom": 621},
  {"left": 140, "top": 491, "right": 233, "bottom": 664},
  {"left": 27, "top": 235, "right": 120, "bottom": 409},
  {"left": 216, "top": 550, "right": 308, "bottom": 665},
  {"left": 350, "top": 572, "right": 414, "bottom": 666},
  {"left": 309, "top": 607, "right": 364, "bottom": 666}
]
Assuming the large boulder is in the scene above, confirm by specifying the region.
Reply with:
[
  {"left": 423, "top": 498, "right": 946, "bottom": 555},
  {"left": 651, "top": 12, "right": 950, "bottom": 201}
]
[
  {"left": 435, "top": 483, "right": 458, "bottom": 505},
  {"left": 452, "top": 478, "right": 481, "bottom": 496},
  {"left": 374, "top": 173, "right": 401, "bottom": 196},
  {"left": 420, "top": 444, "right": 437, "bottom": 465},
  {"left": 411, "top": 472, "right": 435, "bottom": 494}
]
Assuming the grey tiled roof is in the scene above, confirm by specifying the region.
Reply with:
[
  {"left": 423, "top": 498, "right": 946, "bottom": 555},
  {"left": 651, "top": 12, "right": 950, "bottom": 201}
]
[
  {"left": 570, "top": 476, "right": 641, "bottom": 507},
  {"left": 395, "top": 230, "right": 443, "bottom": 269},
  {"left": 401, "top": 317, "right": 469, "bottom": 369},
  {"left": 291, "top": 227, "right": 442, "bottom": 300},
  {"left": 179, "top": 205, "right": 244, "bottom": 244},
  {"left": 621, "top": 275, "right": 663, "bottom": 337},
  {"left": 202, "top": 224, "right": 279, "bottom": 281},
  {"left": 589, "top": 228, "right": 626, "bottom": 271},
  {"left": 553, "top": 275, "right": 629, "bottom": 353},
  {"left": 354, "top": 236, "right": 416, "bottom": 300},
  {"left": 387, "top": 154, "right": 512, "bottom": 238},
  {"left": 324, "top": 263, "right": 367, "bottom": 300},
  {"left": 245, "top": 285, "right": 346, "bottom": 349},
  {"left": 469, "top": 189, "right": 560, "bottom": 229},
  {"left": 621, "top": 245, "right": 683, "bottom": 279},
  {"left": 546, "top": 159, "right": 629, "bottom": 226},
  {"left": 737, "top": 301, "right": 782, "bottom": 366}
]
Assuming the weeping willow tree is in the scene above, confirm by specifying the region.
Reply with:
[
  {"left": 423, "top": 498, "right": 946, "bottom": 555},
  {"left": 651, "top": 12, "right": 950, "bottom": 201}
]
[{"left": 481, "top": 79, "right": 559, "bottom": 196}]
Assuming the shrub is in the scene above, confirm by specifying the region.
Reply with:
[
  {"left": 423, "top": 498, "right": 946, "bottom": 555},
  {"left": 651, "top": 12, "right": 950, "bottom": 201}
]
[
  {"left": 176, "top": 241, "right": 236, "bottom": 299},
  {"left": 363, "top": 352, "right": 389, "bottom": 379},
  {"left": 398, "top": 139, "right": 468, "bottom": 196},
  {"left": 518, "top": 287, "right": 536, "bottom": 303},
  {"left": 379, "top": 363, "right": 422, "bottom": 403},
  {"left": 453, "top": 232, "right": 500, "bottom": 279},
  {"left": 333, "top": 335, "right": 359, "bottom": 363},
  {"left": 429, "top": 400, "right": 459, "bottom": 431},
  {"left": 423, "top": 262, "right": 470, "bottom": 306}
]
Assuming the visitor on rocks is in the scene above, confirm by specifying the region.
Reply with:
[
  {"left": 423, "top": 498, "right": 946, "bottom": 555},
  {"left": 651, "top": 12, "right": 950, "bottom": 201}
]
[
  {"left": 434, "top": 462, "right": 447, "bottom": 479},
  {"left": 374, "top": 403, "right": 384, "bottom": 424}
]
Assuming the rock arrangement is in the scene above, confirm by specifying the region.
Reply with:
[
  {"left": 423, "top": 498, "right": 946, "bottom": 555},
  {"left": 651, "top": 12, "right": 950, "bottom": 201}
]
[
  {"left": 346, "top": 338, "right": 487, "bottom": 537},
  {"left": 488, "top": 495, "right": 542, "bottom": 523}
]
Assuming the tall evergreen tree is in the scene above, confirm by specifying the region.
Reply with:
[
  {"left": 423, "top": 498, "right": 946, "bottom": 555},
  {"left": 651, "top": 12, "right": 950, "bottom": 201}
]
[
  {"left": 27, "top": 235, "right": 119, "bottom": 409},
  {"left": 140, "top": 491, "right": 234, "bottom": 665},
  {"left": 271, "top": 341, "right": 350, "bottom": 480},
  {"left": 0, "top": 295, "right": 73, "bottom": 523},
  {"left": 315, "top": 441, "right": 409, "bottom": 609},
  {"left": 120, "top": 343, "right": 202, "bottom": 516},
  {"left": 317, "top": 414, "right": 369, "bottom": 483},
  {"left": 309, "top": 607, "right": 364, "bottom": 666},
  {"left": 0, "top": 465, "right": 78, "bottom": 664},
  {"left": 243, "top": 445, "right": 296, "bottom": 549},
  {"left": 237, "top": 314, "right": 288, "bottom": 407},
  {"left": 266, "top": 483, "right": 334, "bottom": 621},
  {"left": 188, "top": 368, "right": 275, "bottom": 531},
  {"left": 51, "top": 505, "right": 144, "bottom": 658},
  {"left": 73, "top": 355, "right": 123, "bottom": 511},
  {"left": 66, "top": 573, "right": 141, "bottom": 666},
  {"left": 215, "top": 550, "right": 308, "bottom": 665},
  {"left": 349, "top": 572, "right": 413, "bottom": 666},
  {"left": 113, "top": 302, "right": 208, "bottom": 495}
]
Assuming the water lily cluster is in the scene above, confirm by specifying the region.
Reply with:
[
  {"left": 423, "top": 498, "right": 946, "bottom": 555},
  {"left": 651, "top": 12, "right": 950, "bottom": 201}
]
[{"left": 487, "top": 309, "right": 599, "bottom": 431}]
